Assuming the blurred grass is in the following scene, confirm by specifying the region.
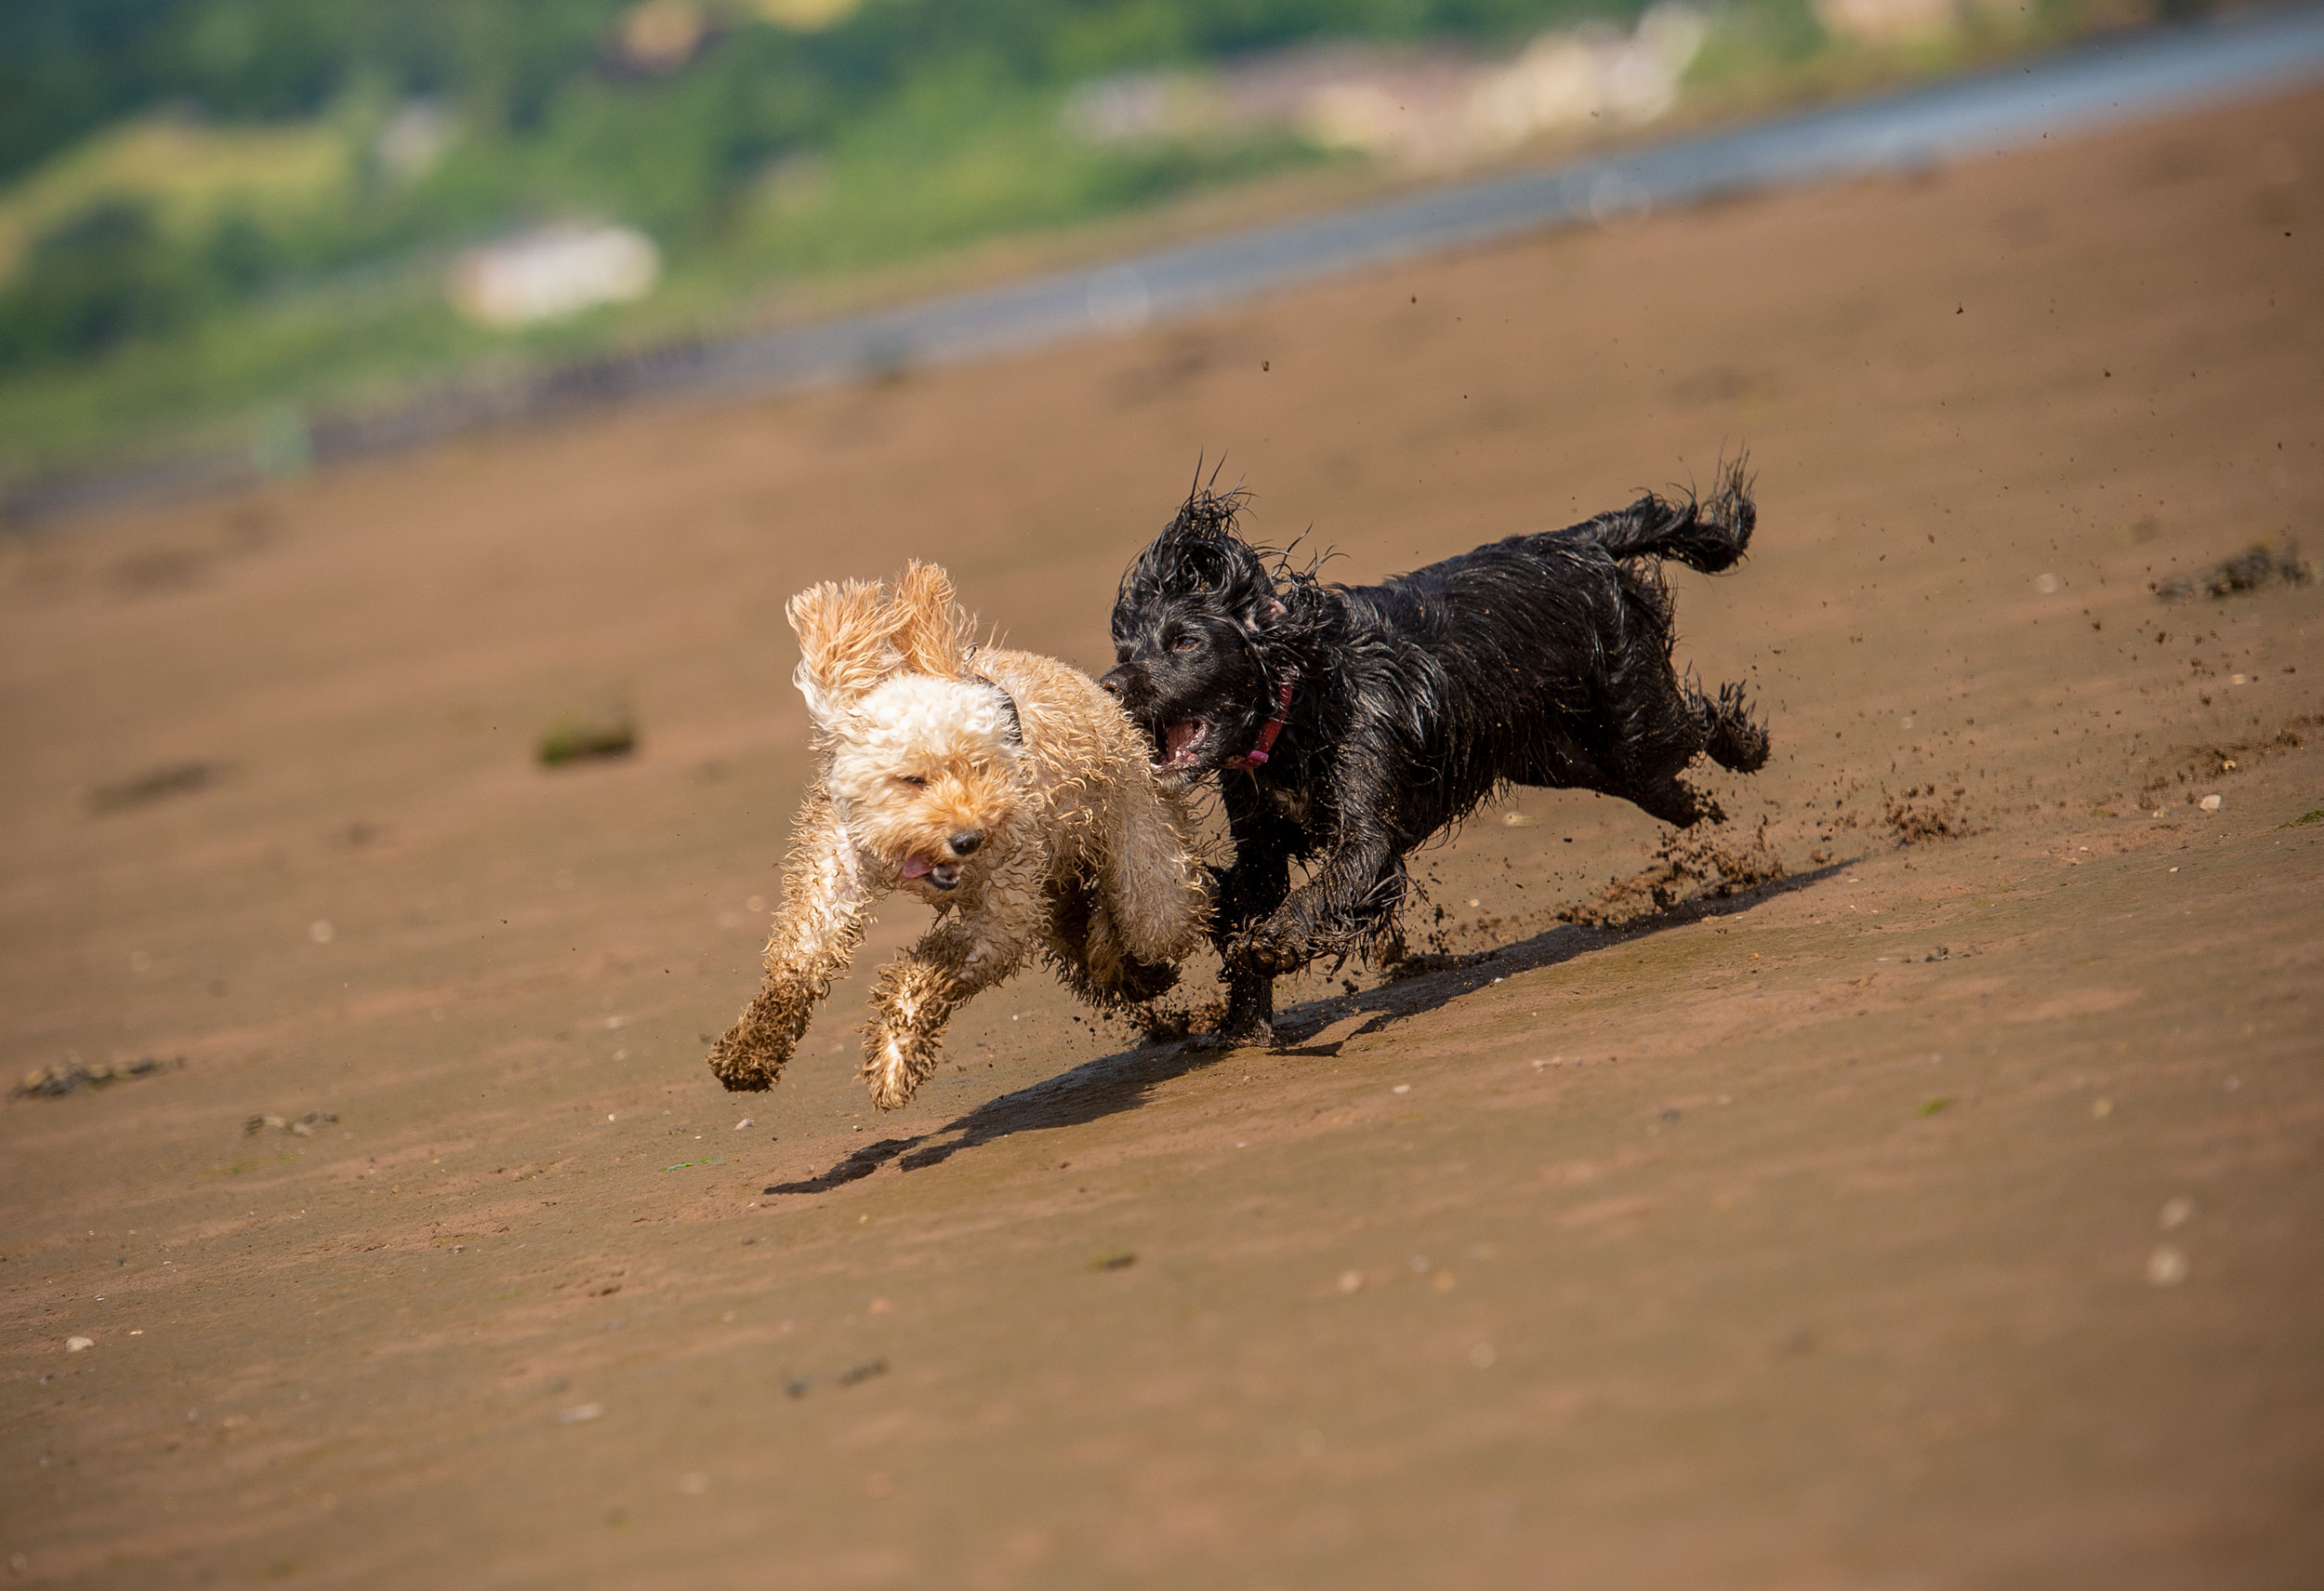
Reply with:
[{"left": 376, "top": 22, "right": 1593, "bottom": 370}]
[{"left": 0, "top": 117, "right": 350, "bottom": 278}]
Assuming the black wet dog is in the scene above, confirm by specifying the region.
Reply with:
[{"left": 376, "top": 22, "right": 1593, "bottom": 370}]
[{"left": 1100, "top": 463, "right": 1769, "bottom": 1041}]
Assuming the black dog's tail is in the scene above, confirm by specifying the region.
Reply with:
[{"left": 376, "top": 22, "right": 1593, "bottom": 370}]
[{"left": 1561, "top": 457, "right": 1754, "bottom": 574}]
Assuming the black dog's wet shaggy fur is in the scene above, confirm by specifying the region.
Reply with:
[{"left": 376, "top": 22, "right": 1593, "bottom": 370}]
[{"left": 1101, "top": 462, "right": 1770, "bottom": 1041}]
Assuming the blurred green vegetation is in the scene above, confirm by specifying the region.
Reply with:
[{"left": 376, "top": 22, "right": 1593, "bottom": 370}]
[{"left": 0, "top": 0, "right": 2151, "bottom": 484}]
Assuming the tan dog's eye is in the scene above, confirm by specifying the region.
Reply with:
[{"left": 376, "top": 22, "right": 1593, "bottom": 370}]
[{"left": 896, "top": 774, "right": 927, "bottom": 788}]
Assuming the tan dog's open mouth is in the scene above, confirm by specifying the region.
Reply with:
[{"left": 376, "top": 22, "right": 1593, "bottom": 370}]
[{"left": 900, "top": 855, "right": 962, "bottom": 890}]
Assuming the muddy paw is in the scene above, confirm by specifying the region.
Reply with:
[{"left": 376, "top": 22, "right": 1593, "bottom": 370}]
[
  {"left": 1105, "top": 955, "right": 1182, "bottom": 1005},
  {"left": 1229, "top": 921, "right": 1310, "bottom": 976},
  {"left": 862, "top": 1028, "right": 940, "bottom": 1111},
  {"left": 1191, "top": 1013, "right": 1278, "bottom": 1051},
  {"left": 706, "top": 1025, "right": 786, "bottom": 1092}
]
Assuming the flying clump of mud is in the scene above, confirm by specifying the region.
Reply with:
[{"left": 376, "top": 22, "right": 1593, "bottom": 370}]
[
  {"left": 1882, "top": 783, "right": 1977, "bottom": 843},
  {"left": 1558, "top": 821, "right": 1787, "bottom": 929}
]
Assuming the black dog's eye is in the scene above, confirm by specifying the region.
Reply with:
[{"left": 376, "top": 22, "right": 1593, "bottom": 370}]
[
  {"left": 1171, "top": 634, "right": 1201, "bottom": 654},
  {"left": 896, "top": 774, "right": 927, "bottom": 788}
]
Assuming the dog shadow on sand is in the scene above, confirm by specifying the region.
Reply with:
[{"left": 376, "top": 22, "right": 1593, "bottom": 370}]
[{"left": 759, "top": 859, "right": 1851, "bottom": 1197}]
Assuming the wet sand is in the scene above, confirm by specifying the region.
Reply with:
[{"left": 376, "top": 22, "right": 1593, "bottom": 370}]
[{"left": 2, "top": 84, "right": 2320, "bottom": 1589}]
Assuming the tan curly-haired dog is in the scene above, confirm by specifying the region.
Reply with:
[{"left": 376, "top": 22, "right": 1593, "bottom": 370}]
[{"left": 707, "top": 562, "right": 1211, "bottom": 1110}]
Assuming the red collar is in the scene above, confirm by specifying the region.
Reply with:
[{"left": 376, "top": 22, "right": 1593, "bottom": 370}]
[{"left": 1224, "top": 674, "right": 1297, "bottom": 771}]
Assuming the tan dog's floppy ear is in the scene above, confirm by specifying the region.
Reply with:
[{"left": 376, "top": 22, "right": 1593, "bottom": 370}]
[
  {"left": 787, "top": 578, "right": 896, "bottom": 725},
  {"left": 889, "top": 560, "right": 971, "bottom": 677}
]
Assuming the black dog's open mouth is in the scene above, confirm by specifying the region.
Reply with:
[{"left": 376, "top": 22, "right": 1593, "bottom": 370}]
[
  {"left": 900, "top": 855, "right": 962, "bottom": 890},
  {"left": 1155, "top": 719, "right": 1210, "bottom": 773}
]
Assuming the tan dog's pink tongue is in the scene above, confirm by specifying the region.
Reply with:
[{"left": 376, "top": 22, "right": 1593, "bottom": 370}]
[{"left": 900, "top": 856, "right": 932, "bottom": 879}]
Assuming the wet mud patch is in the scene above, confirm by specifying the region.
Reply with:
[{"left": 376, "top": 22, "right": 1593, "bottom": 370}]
[
  {"left": 536, "top": 704, "right": 638, "bottom": 767},
  {"left": 786, "top": 1359, "right": 890, "bottom": 1399},
  {"left": 14, "top": 1054, "right": 183, "bottom": 1098},
  {"left": 2156, "top": 540, "right": 2314, "bottom": 601},
  {"left": 86, "top": 761, "right": 221, "bottom": 815}
]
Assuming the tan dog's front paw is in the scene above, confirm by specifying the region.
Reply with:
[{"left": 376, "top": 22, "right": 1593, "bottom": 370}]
[
  {"left": 706, "top": 983, "right": 812, "bottom": 1091},
  {"left": 707, "top": 1024, "right": 785, "bottom": 1091}
]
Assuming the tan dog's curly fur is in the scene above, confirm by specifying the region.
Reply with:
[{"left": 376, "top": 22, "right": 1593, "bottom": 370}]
[{"left": 707, "top": 562, "right": 1210, "bottom": 1110}]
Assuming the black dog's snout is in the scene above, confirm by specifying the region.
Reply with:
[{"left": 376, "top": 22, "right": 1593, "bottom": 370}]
[
  {"left": 1098, "top": 669, "right": 1128, "bottom": 699},
  {"left": 947, "top": 830, "right": 984, "bottom": 857}
]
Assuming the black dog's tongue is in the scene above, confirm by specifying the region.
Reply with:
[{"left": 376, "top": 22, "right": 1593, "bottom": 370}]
[{"left": 1163, "top": 721, "right": 1207, "bottom": 764}]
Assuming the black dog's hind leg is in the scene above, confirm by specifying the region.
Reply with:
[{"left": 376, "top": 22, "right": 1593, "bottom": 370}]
[
  {"left": 1622, "top": 773, "right": 1723, "bottom": 828},
  {"left": 1605, "top": 680, "right": 1765, "bottom": 828},
  {"left": 1694, "top": 678, "right": 1770, "bottom": 773}
]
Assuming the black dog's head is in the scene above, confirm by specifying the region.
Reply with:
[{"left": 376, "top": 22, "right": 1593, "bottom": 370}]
[{"left": 1102, "top": 486, "right": 1292, "bottom": 784}]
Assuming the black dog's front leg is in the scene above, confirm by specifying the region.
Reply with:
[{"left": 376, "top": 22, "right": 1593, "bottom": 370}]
[
  {"left": 1211, "top": 795, "right": 1298, "bottom": 1042},
  {"left": 1240, "top": 758, "right": 1397, "bottom": 977}
]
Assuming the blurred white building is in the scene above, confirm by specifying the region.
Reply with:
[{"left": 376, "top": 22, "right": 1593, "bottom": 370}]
[
  {"left": 448, "top": 224, "right": 660, "bottom": 327},
  {"left": 1063, "top": 7, "right": 1709, "bottom": 173}
]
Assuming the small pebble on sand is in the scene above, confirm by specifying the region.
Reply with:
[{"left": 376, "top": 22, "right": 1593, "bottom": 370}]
[
  {"left": 734, "top": 1118, "right": 754, "bottom": 1130},
  {"left": 1337, "top": 1270, "right": 1364, "bottom": 1293},
  {"left": 2091, "top": 1097, "right": 2114, "bottom": 1120},
  {"left": 65, "top": 1336, "right": 93, "bottom": 1353},
  {"left": 2199, "top": 794, "right": 2223, "bottom": 813},
  {"left": 2159, "top": 1197, "right": 2196, "bottom": 1230},
  {"left": 1392, "top": 1084, "right": 1411, "bottom": 1095},
  {"left": 557, "top": 1402, "right": 604, "bottom": 1425},
  {"left": 2146, "top": 1245, "right": 2189, "bottom": 1287}
]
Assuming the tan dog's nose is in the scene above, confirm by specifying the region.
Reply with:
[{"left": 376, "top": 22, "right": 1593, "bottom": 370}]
[{"left": 947, "top": 830, "right": 984, "bottom": 857}]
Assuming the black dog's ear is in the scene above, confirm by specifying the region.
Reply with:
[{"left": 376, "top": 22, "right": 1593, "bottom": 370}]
[{"left": 1240, "top": 596, "right": 1286, "bottom": 634}]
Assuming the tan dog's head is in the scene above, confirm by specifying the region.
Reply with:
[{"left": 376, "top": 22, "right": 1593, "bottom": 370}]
[{"left": 788, "top": 562, "right": 1027, "bottom": 896}]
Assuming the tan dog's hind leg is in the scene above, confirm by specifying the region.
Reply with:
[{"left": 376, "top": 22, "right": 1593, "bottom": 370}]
[
  {"left": 861, "top": 856, "right": 1038, "bottom": 1109},
  {"left": 707, "top": 786, "right": 870, "bottom": 1092}
]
